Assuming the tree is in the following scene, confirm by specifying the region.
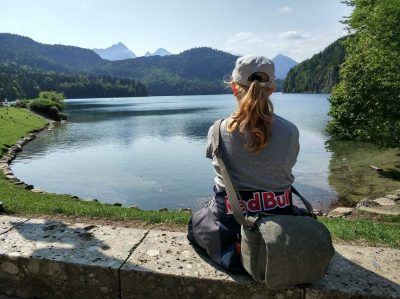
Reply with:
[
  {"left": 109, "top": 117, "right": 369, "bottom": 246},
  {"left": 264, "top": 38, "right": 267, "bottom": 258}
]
[{"left": 327, "top": 0, "right": 400, "bottom": 147}]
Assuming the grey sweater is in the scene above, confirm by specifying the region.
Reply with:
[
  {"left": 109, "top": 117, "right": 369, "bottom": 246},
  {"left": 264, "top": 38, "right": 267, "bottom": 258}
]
[{"left": 206, "top": 114, "right": 299, "bottom": 192}]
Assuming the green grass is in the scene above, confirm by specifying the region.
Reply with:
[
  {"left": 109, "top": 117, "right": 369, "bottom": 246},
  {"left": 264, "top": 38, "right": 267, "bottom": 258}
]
[
  {"left": 0, "top": 107, "right": 48, "bottom": 155},
  {"left": 0, "top": 107, "right": 399, "bottom": 248},
  {"left": 320, "top": 217, "right": 400, "bottom": 249},
  {"left": 0, "top": 171, "right": 190, "bottom": 224}
]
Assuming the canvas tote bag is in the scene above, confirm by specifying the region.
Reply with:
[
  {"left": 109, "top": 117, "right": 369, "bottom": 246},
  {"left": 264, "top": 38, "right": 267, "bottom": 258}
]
[{"left": 212, "top": 119, "right": 334, "bottom": 290}]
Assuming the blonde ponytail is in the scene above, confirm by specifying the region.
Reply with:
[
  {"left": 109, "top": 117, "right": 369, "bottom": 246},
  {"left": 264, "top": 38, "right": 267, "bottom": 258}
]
[{"left": 226, "top": 81, "right": 274, "bottom": 153}]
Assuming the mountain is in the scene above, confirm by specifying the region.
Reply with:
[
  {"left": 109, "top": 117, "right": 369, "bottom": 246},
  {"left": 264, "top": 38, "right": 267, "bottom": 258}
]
[
  {"left": 272, "top": 54, "right": 298, "bottom": 79},
  {"left": 283, "top": 37, "right": 347, "bottom": 93},
  {"left": 0, "top": 33, "right": 287, "bottom": 96},
  {"left": 0, "top": 33, "right": 103, "bottom": 72},
  {"left": 93, "top": 42, "right": 136, "bottom": 61},
  {"left": 152, "top": 48, "right": 172, "bottom": 56},
  {"left": 144, "top": 48, "right": 172, "bottom": 57},
  {"left": 97, "top": 47, "right": 237, "bottom": 95}
]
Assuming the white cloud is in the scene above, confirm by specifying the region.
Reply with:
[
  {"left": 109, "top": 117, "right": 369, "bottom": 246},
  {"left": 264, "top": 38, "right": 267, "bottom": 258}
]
[
  {"left": 279, "top": 30, "right": 308, "bottom": 40},
  {"left": 245, "top": 38, "right": 265, "bottom": 44},
  {"left": 278, "top": 6, "right": 293, "bottom": 14},
  {"left": 226, "top": 32, "right": 254, "bottom": 43},
  {"left": 221, "top": 28, "right": 347, "bottom": 62}
]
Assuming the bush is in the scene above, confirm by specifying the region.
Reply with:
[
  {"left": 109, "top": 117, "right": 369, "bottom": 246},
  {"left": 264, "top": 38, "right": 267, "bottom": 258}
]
[{"left": 28, "top": 91, "right": 67, "bottom": 121}]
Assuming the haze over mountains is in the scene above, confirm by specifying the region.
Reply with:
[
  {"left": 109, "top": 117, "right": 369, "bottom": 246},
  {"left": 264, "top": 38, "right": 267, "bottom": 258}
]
[
  {"left": 93, "top": 42, "right": 136, "bottom": 60},
  {"left": 144, "top": 48, "right": 172, "bottom": 57},
  {"left": 93, "top": 42, "right": 172, "bottom": 61}
]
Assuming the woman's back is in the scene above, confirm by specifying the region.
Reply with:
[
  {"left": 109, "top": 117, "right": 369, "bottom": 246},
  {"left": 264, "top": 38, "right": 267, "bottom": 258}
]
[
  {"left": 188, "top": 54, "right": 301, "bottom": 273},
  {"left": 207, "top": 114, "right": 299, "bottom": 192}
]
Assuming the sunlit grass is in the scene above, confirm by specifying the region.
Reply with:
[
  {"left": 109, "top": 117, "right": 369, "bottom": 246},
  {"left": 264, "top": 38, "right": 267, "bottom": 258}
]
[{"left": 320, "top": 217, "right": 400, "bottom": 249}]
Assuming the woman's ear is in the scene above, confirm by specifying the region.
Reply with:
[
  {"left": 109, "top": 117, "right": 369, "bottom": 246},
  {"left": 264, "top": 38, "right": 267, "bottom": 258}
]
[{"left": 231, "top": 83, "right": 238, "bottom": 97}]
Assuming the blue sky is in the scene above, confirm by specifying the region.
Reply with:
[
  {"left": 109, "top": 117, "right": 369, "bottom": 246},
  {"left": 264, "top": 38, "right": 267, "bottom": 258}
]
[{"left": 0, "top": 0, "right": 352, "bottom": 62}]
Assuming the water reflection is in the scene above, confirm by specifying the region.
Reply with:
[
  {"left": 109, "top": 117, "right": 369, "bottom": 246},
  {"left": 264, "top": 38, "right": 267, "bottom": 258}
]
[{"left": 326, "top": 139, "right": 400, "bottom": 205}]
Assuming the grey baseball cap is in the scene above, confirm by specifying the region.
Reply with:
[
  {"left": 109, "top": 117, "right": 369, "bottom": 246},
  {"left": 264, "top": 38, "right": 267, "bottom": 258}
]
[{"left": 231, "top": 54, "right": 275, "bottom": 88}]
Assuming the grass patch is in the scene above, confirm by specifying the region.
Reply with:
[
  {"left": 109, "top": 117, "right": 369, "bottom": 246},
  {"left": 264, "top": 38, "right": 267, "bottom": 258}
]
[
  {"left": 320, "top": 217, "right": 400, "bottom": 249},
  {"left": 0, "top": 107, "right": 399, "bottom": 248},
  {"left": 0, "top": 171, "right": 190, "bottom": 224},
  {"left": 0, "top": 107, "right": 47, "bottom": 156}
]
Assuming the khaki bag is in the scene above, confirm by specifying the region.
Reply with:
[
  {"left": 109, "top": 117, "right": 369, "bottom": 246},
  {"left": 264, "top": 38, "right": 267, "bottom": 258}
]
[{"left": 212, "top": 119, "right": 335, "bottom": 290}]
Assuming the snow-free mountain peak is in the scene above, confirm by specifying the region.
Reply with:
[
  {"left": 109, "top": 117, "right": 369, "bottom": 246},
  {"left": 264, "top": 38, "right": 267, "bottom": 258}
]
[
  {"left": 272, "top": 54, "right": 298, "bottom": 79},
  {"left": 143, "top": 48, "right": 172, "bottom": 57},
  {"left": 93, "top": 42, "right": 136, "bottom": 61}
]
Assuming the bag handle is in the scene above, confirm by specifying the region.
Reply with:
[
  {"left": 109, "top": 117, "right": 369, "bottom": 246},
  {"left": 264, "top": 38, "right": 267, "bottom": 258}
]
[
  {"left": 291, "top": 186, "right": 314, "bottom": 214},
  {"left": 212, "top": 119, "right": 253, "bottom": 228}
]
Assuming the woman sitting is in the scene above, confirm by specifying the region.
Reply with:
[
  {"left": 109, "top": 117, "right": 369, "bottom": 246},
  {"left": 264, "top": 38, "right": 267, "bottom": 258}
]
[{"left": 187, "top": 55, "right": 300, "bottom": 272}]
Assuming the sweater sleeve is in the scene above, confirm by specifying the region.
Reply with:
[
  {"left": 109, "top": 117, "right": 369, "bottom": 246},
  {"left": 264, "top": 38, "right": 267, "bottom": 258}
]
[{"left": 205, "top": 125, "right": 213, "bottom": 159}]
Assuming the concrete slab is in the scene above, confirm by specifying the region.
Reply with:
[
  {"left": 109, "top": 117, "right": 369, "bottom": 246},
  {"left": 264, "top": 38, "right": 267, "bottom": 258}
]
[
  {"left": 306, "top": 244, "right": 400, "bottom": 298},
  {"left": 0, "top": 218, "right": 147, "bottom": 299},
  {"left": 120, "top": 230, "right": 303, "bottom": 299},
  {"left": 0, "top": 216, "right": 29, "bottom": 235}
]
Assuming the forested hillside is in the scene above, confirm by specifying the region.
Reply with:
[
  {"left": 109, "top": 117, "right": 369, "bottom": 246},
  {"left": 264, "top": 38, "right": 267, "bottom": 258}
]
[
  {"left": 95, "top": 47, "right": 237, "bottom": 95},
  {"left": 283, "top": 37, "right": 346, "bottom": 93},
  {"left": 0, "top": 33, "right": 103, "bottom": 72},
  {"left": 0, "top": 63, "right": 148, "bottom": 100},
  {"left": 0, "top": 33, "right": 288, "bottom": 96}
]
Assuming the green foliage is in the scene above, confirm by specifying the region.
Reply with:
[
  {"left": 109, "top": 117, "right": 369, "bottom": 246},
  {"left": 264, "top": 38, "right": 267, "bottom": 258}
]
[
  {"left": 0, "top": 63, "right": 148, "bottom": 101},
  {"left": 96, "top": 47, "right": 239, "bottom": 95},
  {"left": 28, "top": 91, "right": 66, "bottom": 120},
  {"left": 283, "top": 37, "right": 346, "bottom": 93},
  {"left": 327, "top": 0, "right": 400, "bottom": 147}
]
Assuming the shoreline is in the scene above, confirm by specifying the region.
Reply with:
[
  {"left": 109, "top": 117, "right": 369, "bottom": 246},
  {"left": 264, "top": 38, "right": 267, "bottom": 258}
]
[
  {"left": 0, "top": 107, "right": 399, "bottom": 249},
  {"left": 0, "top": 121, "right": 53, "bottom": 191},
  {"left": 1, "top": 109, "right": 399, "bottom": 215}
]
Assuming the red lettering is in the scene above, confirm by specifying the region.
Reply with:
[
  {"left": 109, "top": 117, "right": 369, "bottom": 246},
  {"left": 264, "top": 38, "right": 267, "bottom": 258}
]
[
  {"left": 239, "top": 200, "right": 247, "bottom": 213},
  {"left": 285, "top": 189, "right": 291, "bottom": 205},
  {"left": 225, "top": 196, "right": 246, "bottom": 214},
  {"left": 276, "top": 194, "right": 286, "bottom": 207},
  {"left": 246, "top": 192, "right": 262, "bottom": 212},
  {"left": 262, "top": 192, "right": 277, "bottom": 210}
]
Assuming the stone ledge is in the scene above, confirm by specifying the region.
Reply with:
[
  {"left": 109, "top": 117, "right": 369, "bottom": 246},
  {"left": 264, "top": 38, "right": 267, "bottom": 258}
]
[{"left": 0, "top": 216, "right": 399, "bottom": 298}]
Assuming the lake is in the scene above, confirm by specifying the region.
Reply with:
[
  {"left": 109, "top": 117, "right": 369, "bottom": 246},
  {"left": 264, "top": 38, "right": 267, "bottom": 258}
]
[{"left": 11, "top": 93, "right": 400, "bottom": 210}]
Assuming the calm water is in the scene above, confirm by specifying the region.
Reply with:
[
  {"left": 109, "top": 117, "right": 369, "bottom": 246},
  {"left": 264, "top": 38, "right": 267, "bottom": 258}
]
[{"left": 12, "top": 93, "right": 399, "bottom": 210}]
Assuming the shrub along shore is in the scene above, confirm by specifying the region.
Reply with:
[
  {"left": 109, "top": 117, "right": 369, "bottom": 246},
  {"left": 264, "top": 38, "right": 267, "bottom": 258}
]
[{"left": 0, "top": 107, "right": 399, "bottom": 248}]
